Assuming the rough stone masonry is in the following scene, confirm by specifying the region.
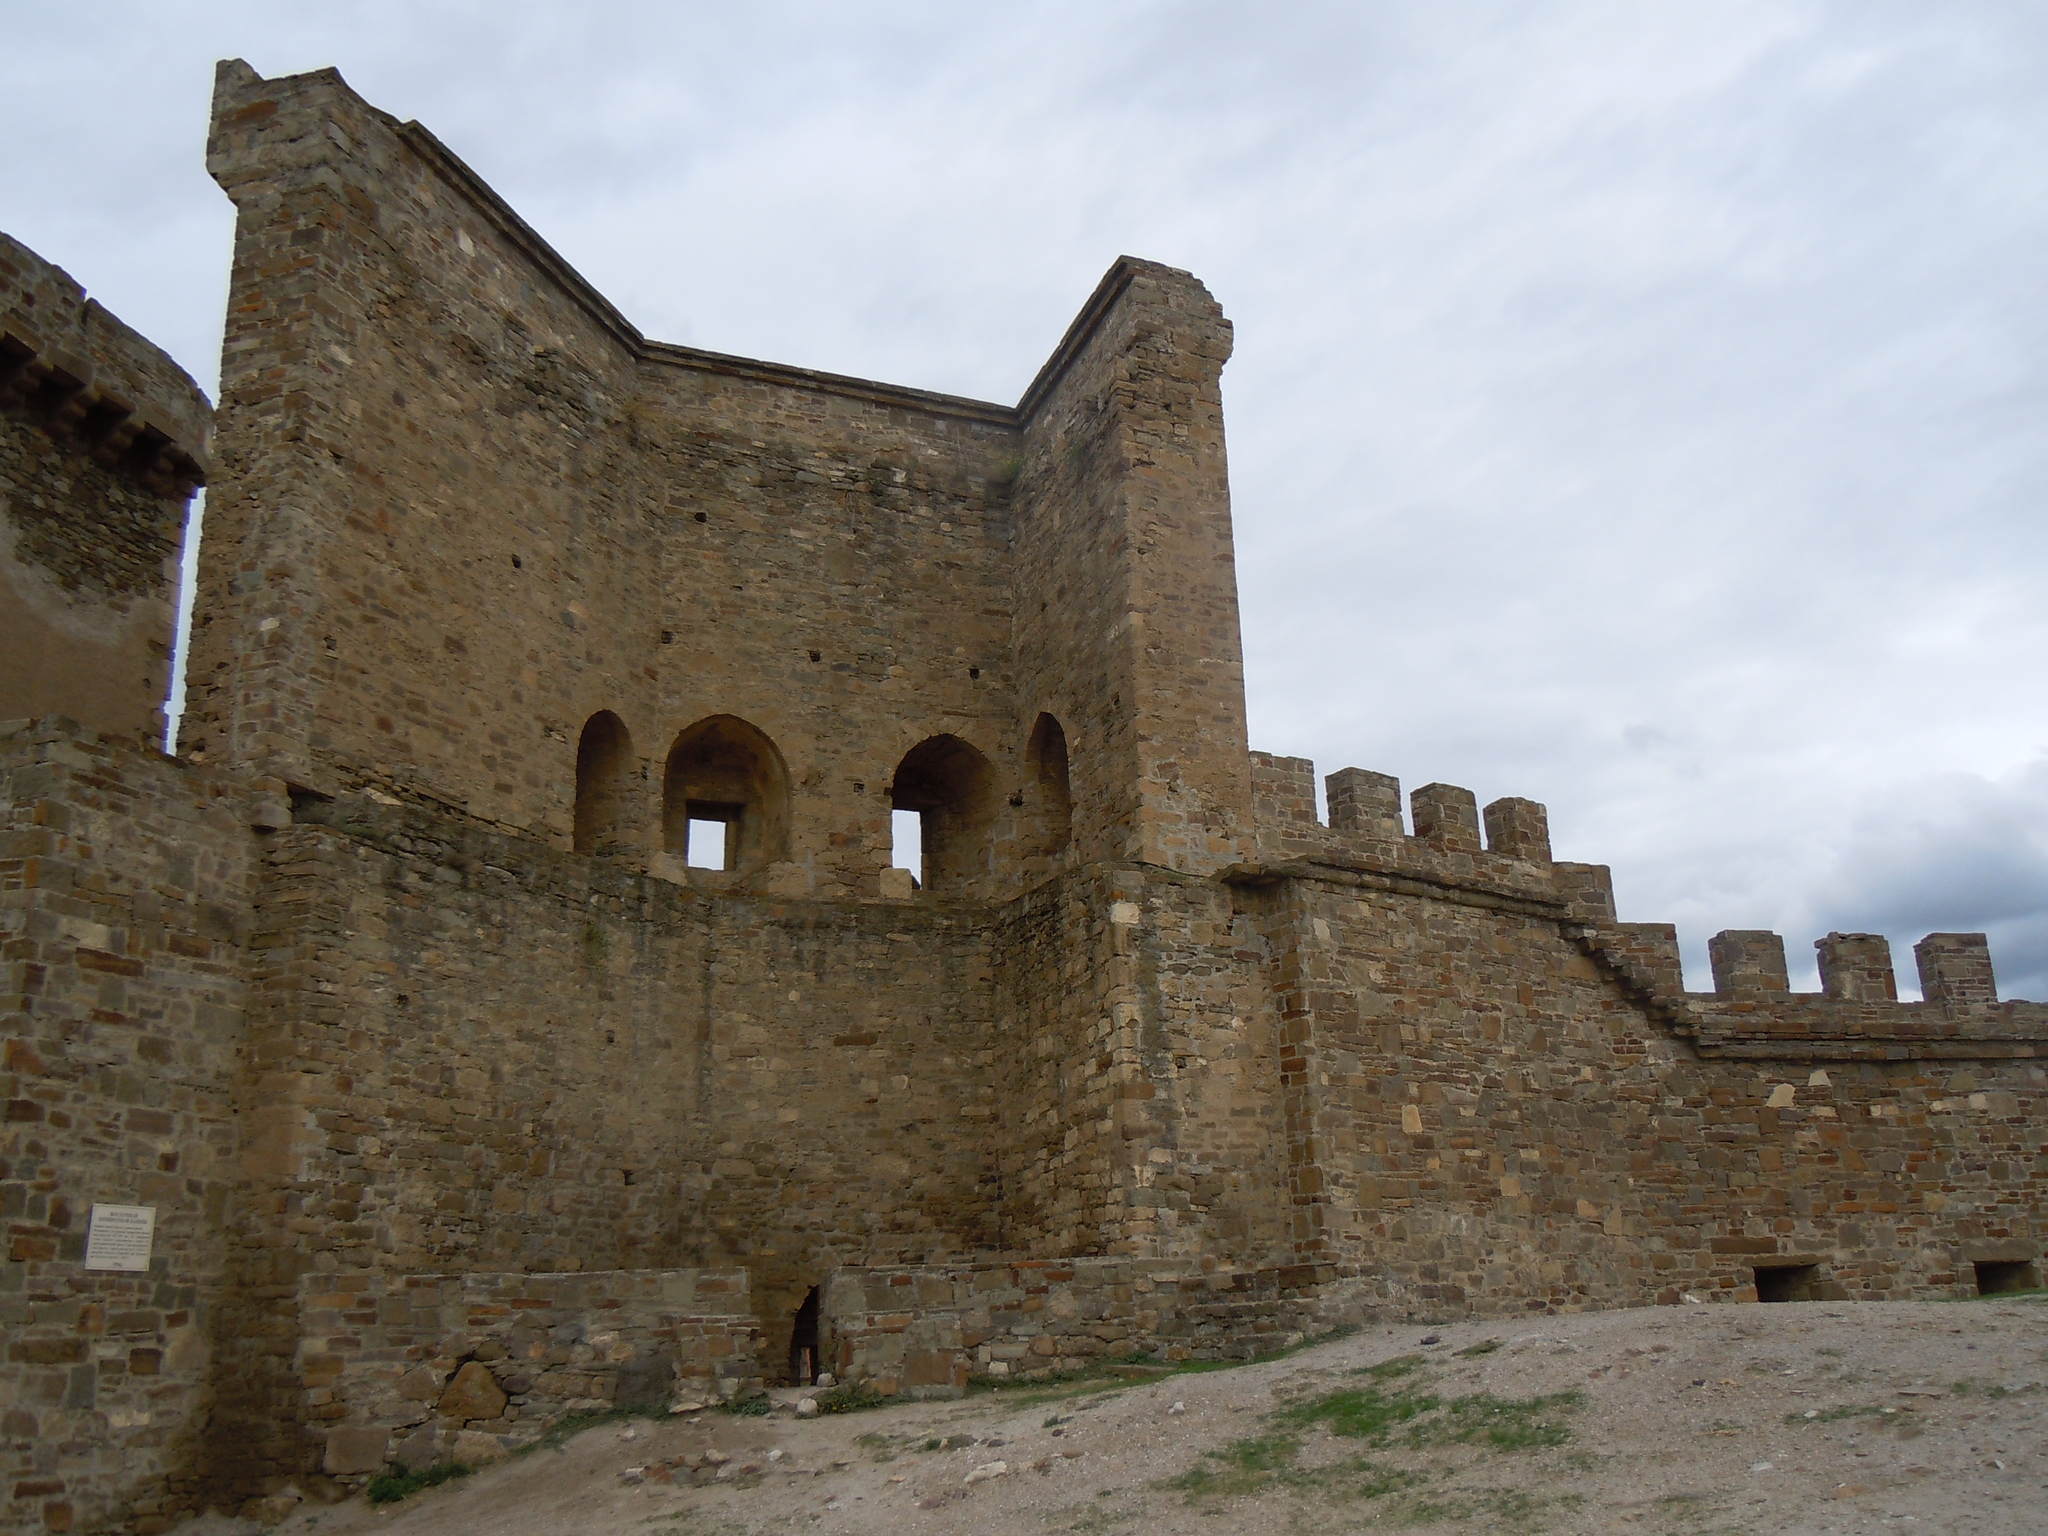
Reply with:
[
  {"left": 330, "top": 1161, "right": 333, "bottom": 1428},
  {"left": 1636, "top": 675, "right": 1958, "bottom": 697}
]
[{"left": 2, "top": 58, "right": 2041, "bottom": 1536}]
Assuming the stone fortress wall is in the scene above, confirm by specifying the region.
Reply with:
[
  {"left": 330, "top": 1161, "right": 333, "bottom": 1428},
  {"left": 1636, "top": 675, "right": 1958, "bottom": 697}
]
[{"left": 2, "top": 56, "right": 2041, "bottom": 1536}]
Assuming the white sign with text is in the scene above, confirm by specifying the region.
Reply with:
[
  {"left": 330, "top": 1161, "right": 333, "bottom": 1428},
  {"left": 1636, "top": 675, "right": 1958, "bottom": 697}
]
[{"left": 84, "top": 1204, "right": 156, "bottom": 1272}]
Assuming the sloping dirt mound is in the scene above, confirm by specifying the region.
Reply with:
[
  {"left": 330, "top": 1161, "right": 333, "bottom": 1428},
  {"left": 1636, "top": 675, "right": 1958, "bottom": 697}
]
[{"left": 186, "top": 1295, "right": 2047, "bottom": 1535}]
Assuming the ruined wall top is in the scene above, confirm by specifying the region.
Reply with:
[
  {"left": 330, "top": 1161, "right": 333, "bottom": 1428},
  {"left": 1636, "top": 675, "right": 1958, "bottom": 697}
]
[
  {"left": 1, "top": 232, "right": 212, "bottom": 743},
  {"left": 0, "top": 232, "right": 213, "bottom": 482}
]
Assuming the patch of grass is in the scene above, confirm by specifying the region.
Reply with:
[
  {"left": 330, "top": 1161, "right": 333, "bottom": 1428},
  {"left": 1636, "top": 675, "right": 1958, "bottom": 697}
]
[
  {"left": 719, "top": 1393, "right": 772, "bottom": 1417},
  {"left": 366, "top": 1464, "right": 469, "bottom": 1505},
  {"left": 1417, "top": 1390, "right": 1583, "bottom": 1451},
  {"left": 1165, "top": 1434, "right": 1302, "bottom": 1498},
  {"left": 1355, "top": 1352, "right": 1427, "bottom": 1381},
  {"left": 812, "top": 1378, "right": 888, "bottom": 1414},
  {"left": 1279, "top": 1381, "right": 1441, "bottom": 1444},
  {"left": 1044, "top": 1413, "right": 1073, "bottom": 1428},
  {"left": 1287, "top": 1455, "right": 1424, "bottom": 1502},
  {"left": 1164, "top": 1435, "right": 1422, "bottom": 1506},
  {"left": 1815, "top": 1346, "right": 1845, "bottom": 1358},
  {"left": 1454, "top": 1338, "right": 1505, "bottom": 1357},
  {"left": 1281, "top": 1365, "right": 1580, "bottom": 1454}
]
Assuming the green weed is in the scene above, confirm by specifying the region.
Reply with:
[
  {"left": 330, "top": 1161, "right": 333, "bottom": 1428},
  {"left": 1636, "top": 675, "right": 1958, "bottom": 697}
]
[
  {"left": 1279, "top": 1381, "right": 1441, "bottom": 1444},
  {"left": 1454, "top": 1338, "right": 1505, "bottom": 1357},
  {"left": 1165, "top": 1435, "right": 1421, "bottom": 1505},
  {"left": 812, "top": 1378, "right": 888, "bottom": 1414},
  {"left": 366, "top": 1464, "right": 469, "bottom": 1505},
  {"left": 1418, "top": 1390, "right": 1583, "bottom": 1451}
]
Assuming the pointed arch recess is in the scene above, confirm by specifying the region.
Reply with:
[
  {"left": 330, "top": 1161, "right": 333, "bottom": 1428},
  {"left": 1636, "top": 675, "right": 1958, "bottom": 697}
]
[
  {"left": 573, "top": 710, "right": 635, "bottom": 854},
  {"left": 1028, "top": 712, "right": 1073, "bottom": 860},
  {"left": 662, "top": 714, "right": 791, "bottom": 873},
  {"left": 889, "top": 734, "right": 997, "bottom": 895}
]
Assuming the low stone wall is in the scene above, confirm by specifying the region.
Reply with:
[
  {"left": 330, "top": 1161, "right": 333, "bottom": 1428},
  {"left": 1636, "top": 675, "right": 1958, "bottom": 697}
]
[
  {"left": 295, "top": 1267, "right": 761, "bottom": 1486},
  {"left": 820, "top": 1259, "right": 1361, "bottom": 1397}
]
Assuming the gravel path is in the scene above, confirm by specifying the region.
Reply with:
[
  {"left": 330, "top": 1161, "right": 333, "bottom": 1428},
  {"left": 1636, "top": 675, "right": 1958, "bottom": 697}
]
[{"left": 185, "top": 1295, "right": 2048, "bottom": 1536}]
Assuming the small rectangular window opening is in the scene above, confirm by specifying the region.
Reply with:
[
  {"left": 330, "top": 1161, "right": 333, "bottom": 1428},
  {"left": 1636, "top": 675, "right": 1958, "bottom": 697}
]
[
  {"left": 1753, "top": 1263, "right": 1820, "bottom": 1303},
  {"left": 686, "top": 817, "right": 730, "bottom": 870},
  {"left": 892, "top": 808, "right": 923, "bottom": 886},
  {"left": 1973, "top": 1259, "right": 2040, "bottom": 1295}
]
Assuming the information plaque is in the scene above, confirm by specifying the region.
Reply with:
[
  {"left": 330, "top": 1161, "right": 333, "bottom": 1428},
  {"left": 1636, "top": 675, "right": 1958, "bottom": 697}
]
[{"left": 84, "top": 1204, "right": 156, "bottom": 1272}]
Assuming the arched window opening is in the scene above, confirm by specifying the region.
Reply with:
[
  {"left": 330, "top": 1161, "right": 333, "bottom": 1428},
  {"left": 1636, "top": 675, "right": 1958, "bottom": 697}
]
[
  {"left": 662, "top": 715, "right": 790, "bottom": 875},
  {"left": 573, "top": 711, "right": 634, "bottom": 854},
  {"left": 889, "top": 734, "right": 996, "bottom": 896},
  {"left": 1028, "top": 712, "right": 1073, "bottom": 858}
]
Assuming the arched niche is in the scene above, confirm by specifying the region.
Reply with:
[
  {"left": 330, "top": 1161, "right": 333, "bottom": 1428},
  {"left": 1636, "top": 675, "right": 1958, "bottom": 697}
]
[
  {"left": 573, "top": 711, "right": 635, "bottom": 854},
  {"left": 890, "top": 734, "right": 997, "bottom": 895},
  {"left": 662, "top": 715, "right": 790, "bottom": 874},
  {"left": 1028, "top": 712, "right": 1073, "bottom": 859}
]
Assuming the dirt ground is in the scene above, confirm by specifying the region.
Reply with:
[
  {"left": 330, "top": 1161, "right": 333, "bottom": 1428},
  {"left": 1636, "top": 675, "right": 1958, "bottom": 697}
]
[{"left": 181, "top": 1294, "right": 2047, "bottom": 1536}]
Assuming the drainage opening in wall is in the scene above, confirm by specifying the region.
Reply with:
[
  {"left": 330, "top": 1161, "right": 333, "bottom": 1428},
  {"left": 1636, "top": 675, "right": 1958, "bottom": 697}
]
[
  {"left": 789, "top": 1285, "right": 821, "bottom": 1386},
  {"left": 1753, "top": 1263, "right": 1821, "bottom": 1302},
  {"left": 1974, "top": 1259, "right": 2041, "bottom": 1295}
]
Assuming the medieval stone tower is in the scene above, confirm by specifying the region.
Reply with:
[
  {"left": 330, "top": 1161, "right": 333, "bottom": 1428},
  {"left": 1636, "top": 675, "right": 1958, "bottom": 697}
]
[{"left": 3, "top": 60, "right": 2041, "bottom": 1534}]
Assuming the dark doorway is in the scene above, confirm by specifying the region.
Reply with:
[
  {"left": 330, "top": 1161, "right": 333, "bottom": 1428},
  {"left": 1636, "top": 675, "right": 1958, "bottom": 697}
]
[
  {"left": 1974, "top": 1259, "right": 2040, "bottom": 1295},
  {"left": 789, "top": 1285, "right": 821, "bottom": 1386},
  {"left": 1753, "top": 1263, "right": 1820, "bottom": 1303}
]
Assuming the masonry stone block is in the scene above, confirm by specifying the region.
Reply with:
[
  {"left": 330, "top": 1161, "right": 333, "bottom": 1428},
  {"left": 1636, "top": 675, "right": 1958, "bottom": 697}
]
[
  {"left": 1410, "top": 783, "right": 1481, "bottom": 853},
  {"left": 1817, "top": 932, "right": 1897, "bottom": 1001},
  {"left": 1482, "top": 797, "right": 1550, "bottom": 862},
  {"left": 1326, "top": 768, "right": 1402, "bottom": 838},
  {"left": 320, "top": 1426, "right": 389, "bottom": 1476},
  {"left": 1916, "top": 933, "right": 1997, "bottom": 1009},
  {"left": 1709, "top": 930, "right": 1791, "bottom": 998}
]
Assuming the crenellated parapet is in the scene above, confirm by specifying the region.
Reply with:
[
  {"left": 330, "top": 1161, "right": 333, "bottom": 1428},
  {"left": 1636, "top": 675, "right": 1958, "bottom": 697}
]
[
  {"left": 1242, "top": 750, "right": 1557, "bottom": 908},
  {"left": 1246, "top": 749, "right": 2046, "bottom": 1062},
  {"left": 1568, "top": 918, "right": 2048, "bottom": 1059}
]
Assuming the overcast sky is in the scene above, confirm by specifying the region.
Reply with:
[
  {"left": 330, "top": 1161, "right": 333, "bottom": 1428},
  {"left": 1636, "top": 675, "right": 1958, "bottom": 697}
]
[{"left": 5, "top": 1, "right": 2044, "bottom": 999}]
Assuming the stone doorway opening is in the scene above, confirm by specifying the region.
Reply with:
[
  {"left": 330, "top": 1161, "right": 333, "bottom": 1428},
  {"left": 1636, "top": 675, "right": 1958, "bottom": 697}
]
[
  {"left": 789, "top": 1284, "right": 821, "bottom": 1385},
  {"left": 1753, "top": 1263, "right": 1821, "bottom": 1302},
  {"left": 1973, "top": 1259, "right": 2040, "bottom": 1295}
]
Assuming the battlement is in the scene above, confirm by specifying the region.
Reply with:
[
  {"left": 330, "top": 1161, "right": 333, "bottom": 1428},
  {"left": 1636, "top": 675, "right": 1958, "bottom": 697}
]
[
  {"left": 1244, "top": 750, "right": 1556, "bottom": 906},
  {"left": 1569, "top": 919, "right": 2048, "bottom": 1058},
  {"left": 1246, "top": 748, "right": 2047, "bottom": 1060}
]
